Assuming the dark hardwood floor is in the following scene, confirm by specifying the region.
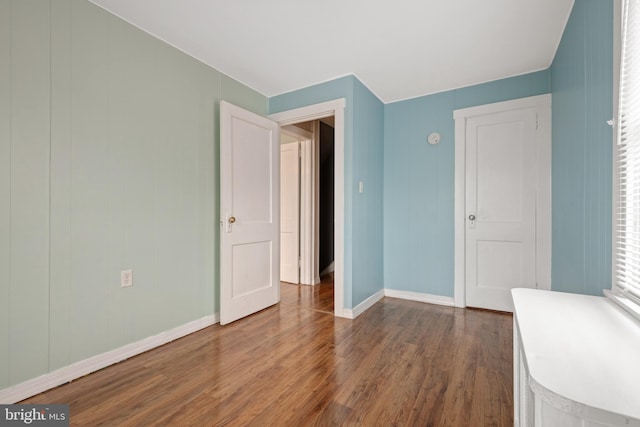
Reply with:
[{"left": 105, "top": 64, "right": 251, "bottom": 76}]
[{"left": 22, "top": 286, "right": 513, "bottom": 426}]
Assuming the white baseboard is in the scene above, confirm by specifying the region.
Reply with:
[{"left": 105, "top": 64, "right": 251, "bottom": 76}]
[
  {"left": 342, "top": 289, "right": 385, "bottom": 319},
  {"left": 384, "top": 289, "right": 454, "bottom": 307},
  {"left": 338, "top": 289, "right": 453, "bottom": 320},
  {"left": 0, "top": 314, "right": 219, "bottom": 404},
  {"left": 0, "top": 289, "right": 454, "bottom": 403}
]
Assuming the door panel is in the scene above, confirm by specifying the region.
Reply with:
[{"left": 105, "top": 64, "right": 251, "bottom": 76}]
[
  {"left": 220, "top": 101, "right": 279, "bottom": 325},
  {"left": 465, "top": 108, "right": 537, "bottom": 312},
  {"left": 476, "top": 241, "right": 523, "bottom": 290},
  {"left": 232, "top": 123, "right": 273, "bottom": 223},
  {"left": 280, "top": 141, "right": 300, "bottom": 284},
  {"left": 476, "top": 122, "right": 525, "bottom": 222},
  {"left": 232, "top": 241, "right": 273, "bottom": 297}
]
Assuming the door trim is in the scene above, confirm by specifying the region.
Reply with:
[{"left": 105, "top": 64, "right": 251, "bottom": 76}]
[
  {"left": 300, "top": 136, "right": 317, "bottom": 285},
  {"left": 453, "top": 94, "right": 552, "bottom": 308},
  {"left": 270, "top": 99, "right": 346, "bottom": 317}
]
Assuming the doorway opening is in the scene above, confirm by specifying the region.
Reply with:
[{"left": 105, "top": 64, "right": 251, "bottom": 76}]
[
  {"left": 269, "top": 98, "right": 346, "bottom": 318},
  {"left": 279, "top": 118, "right": 335, "bottom": 314}
]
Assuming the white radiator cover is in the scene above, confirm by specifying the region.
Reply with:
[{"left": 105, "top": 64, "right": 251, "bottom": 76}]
[{"left": 512, "top": 288, "right": 640, "bottom": 427}]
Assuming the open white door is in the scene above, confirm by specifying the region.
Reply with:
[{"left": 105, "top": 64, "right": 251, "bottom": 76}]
[
  {"left": 220, "top": 101, "right": 280, "bottom": 325},
  {"left": 280, "top": 141, "right": 300, "bottom": 284}
]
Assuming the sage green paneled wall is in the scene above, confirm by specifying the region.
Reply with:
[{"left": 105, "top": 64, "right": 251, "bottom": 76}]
[
  {"left": 0, "top": 0, "right": 52, "bottom": 388},
  {"left": 0, "top": 0, "right": 267, "bottom": 390},
  {"left": 0, "top": 0, "right": 9, "bottom": 389}
]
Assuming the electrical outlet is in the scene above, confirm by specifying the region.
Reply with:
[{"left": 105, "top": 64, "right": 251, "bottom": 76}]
[{"left": 121, "top": 269, "right": 133, "bottom": 288}]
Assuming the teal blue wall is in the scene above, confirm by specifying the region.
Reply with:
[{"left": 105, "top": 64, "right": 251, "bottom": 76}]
[
  {"left": 383, "top": 0, "right": 614, "bottom": 298},
  {"left": 352, "top": 79, "right": 385, "bottom": 305},
  {"left": 271, "top": 0, "right": 614, "bottom": 303},
  {"left": 0, "top": 0, "right": 266, "bottom": 390},
  {"left": 269, "top": 76, "right": 385, "bottom": 308},
  {"left": 269, "top": 76, "right": 354, "bottom": 114},
  {"left": 551, "top": 0, "right": 613, "bottom": 295},
  {"left": 384, "top": 71, "right": 551, "bottom": 296}
]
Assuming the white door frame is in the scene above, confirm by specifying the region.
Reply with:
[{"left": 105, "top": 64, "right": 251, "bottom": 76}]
[
  {"left": 453, "top": 94, "right": 552, "bottom": 308},
  {"left": 270, "top": 99, "right": 346, "bottom": 317}
]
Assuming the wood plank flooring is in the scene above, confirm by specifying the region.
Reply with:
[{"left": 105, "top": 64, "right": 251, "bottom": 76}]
[
  {"left": 22, "top": 289, "right": 513, "bottom": 426},
  {"left": 280, "top": 273, "right": 335, "bottom": 313}
]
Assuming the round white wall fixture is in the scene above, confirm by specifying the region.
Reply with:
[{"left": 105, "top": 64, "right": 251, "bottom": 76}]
[{"left": 427, "top": 132, "right": 441, "bottom": 145}]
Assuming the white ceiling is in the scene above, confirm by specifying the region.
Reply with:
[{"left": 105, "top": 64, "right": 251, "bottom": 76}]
[{"left": 89, "top": 0, "right": 574, "bottom": 103}]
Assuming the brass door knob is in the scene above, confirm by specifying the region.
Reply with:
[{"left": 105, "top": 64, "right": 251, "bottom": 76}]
[{"left": 229, "top": 216, "right": 236, "bottom": 224}]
